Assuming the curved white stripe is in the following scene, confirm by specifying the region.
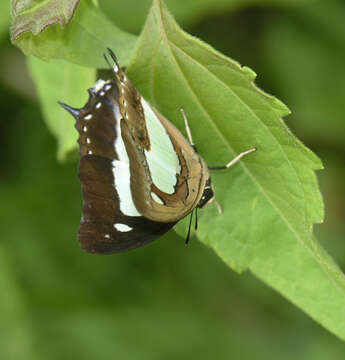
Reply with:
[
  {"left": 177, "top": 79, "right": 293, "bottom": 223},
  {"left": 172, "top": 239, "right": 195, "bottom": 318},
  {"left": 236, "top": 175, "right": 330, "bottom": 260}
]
[
  {"left": 151, "top": 192, "right": 164, "bottom": 205},
  {"left": 112, "top": 104, "right": 141, "bottom": 217},
  {"left": 141, "top": 98, "right": 180, "bottom": 194},
  {"left": 114, "top": 223, "right": 132, "bottom": 232}
]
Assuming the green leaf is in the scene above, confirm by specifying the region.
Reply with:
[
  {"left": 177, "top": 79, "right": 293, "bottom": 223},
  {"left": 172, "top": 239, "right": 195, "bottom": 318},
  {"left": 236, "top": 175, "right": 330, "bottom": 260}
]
[
  {"left": 13, "top": 0, "right": 138, "bottom": 68},
  {"left": 28, "top": 56, "right": 96, "bottom": 161},
  {"left": 11, "top": 0, "right": 80, "bottom": 41},
  {"left": 126, "top": 0, "right": 345, "bottom": 340}
]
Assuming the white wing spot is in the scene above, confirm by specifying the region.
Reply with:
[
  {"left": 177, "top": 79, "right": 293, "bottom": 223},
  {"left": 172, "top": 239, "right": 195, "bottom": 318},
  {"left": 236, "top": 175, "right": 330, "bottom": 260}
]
[
  {"left": 105, "top": 84, "right": 112, "bottom": 91},
  {"left": 151, "top": 192, "right": 164, "bottom": 205},
  {"left": 88, "top": 150, "right": 93, "bottom": 155},
  {"left": 84, "top": 114, "right": 92, "bottom": 120},
  {"left": 114, "top": 223, "right": 132, "bottom": 232},
  {"left": 86, "top": 137, "right": 91, "bottom": 144},
  {"left": 96, "top": 102, "right": 102, "bottom": 109},
  {"left": 100, "top": 91, "right": 105, "bottom": 96},
  {"left": 83, "top": 126, "right": 87, "bottom": 132},
  {"left": 104, "top": 234, "right": 110, "bottom": 239},
  {"left": 93, "top": 79, "right": 107, "bottom": 92}
]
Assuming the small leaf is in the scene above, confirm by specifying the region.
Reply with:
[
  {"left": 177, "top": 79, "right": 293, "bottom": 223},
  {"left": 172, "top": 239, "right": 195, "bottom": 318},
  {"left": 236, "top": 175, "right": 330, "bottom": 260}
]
[
  {"left": 13, "top": 0, "right": 138, "bottom": 68},
  {"left": 126, "top": 0, "right": 345, "bottom": 340},
  {"left": 28, "top": 56, "right": 96, "bottom": 161},
  {"left": 11, "top": 0, "right": 80, "bottom": 40}
]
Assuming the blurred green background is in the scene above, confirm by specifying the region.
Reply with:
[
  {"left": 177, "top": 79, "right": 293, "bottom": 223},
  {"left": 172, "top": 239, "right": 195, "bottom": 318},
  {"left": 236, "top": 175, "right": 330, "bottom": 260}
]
[{"left": 2, "top": 0, "right": 345, "bottom": 359}]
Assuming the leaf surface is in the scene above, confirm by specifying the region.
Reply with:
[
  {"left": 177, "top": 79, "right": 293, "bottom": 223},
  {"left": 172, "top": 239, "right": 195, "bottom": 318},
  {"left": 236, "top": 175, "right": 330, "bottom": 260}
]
[
  {"left": 13, "top": 0, "right": 137, "bottom": 68},
  {"left": 11, "top": 0, "right": 80, "bottom": 40},
  {"left": 125, "top": 0, "right": 345, "bottom": 340}
]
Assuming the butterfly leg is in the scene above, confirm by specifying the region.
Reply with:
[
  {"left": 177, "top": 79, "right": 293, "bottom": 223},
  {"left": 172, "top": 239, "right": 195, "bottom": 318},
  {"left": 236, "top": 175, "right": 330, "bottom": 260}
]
[
  {"left": 215, "top": 201, "right": 223, "bottom": 214},
  {"left": 185, "top": 209, "right": 194, "bottom": 246},
  {"left": 209, "top": 147, "right": 256, "bottom": 214},
  {"left": 179, "top": 107, "right": 196, "bottom": 148},
  {"left": 209, "top": 147, "right": 256, "bottom": 170}
]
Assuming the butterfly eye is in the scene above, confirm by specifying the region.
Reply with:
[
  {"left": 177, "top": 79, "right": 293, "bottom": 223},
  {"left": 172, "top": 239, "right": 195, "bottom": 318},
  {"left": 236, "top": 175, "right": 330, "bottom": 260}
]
[{"left": 198, "top": 186, "right": 214, "bottom": 208}]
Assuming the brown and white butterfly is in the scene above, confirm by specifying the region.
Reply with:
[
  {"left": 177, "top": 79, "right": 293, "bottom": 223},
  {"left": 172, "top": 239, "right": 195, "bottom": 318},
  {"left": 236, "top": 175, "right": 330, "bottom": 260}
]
[{"left": 59, "top": 49, "right": 255, "bottom": 254}]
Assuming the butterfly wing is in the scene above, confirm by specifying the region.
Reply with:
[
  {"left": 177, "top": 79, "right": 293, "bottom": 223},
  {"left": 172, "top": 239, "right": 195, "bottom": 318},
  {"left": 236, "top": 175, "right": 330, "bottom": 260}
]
[
  {"left": 111, "top": 59, "right": 210, "bottom": 223},
  {"left": 60, "top": 50, "right": 209, "bottom": 253},
  {"left": 78, "top": 155, "right": 175, "bottom": 254},
  {"left": 60, "top": 80, "right": 175, "bottom": 254}
]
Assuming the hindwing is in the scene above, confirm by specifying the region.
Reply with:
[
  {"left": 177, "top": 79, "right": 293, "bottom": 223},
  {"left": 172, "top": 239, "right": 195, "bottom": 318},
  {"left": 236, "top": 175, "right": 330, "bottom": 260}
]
[{"left": 111, "top": 64, "right": 210, "bottom": 222}]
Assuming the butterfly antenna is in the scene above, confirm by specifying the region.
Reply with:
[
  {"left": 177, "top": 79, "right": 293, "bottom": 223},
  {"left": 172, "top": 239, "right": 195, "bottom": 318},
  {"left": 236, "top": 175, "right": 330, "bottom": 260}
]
[
  {"left": 185, "top": 210, "right": 194, "bottom": 247},
  {"left": 103, "top": 48, "right": 120, "bottom": 75},
  {"left": 195, "top": 207, "right": 198, "bottom": 231},
  {"left": 103, "top": 52, "right": 112, "bottom": 69}
]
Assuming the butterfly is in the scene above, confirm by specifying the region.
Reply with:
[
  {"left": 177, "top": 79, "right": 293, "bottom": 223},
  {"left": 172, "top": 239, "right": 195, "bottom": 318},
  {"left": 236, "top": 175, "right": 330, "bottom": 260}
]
[{"left": 59, "top": 49, "right": 256, "bottom": 254}]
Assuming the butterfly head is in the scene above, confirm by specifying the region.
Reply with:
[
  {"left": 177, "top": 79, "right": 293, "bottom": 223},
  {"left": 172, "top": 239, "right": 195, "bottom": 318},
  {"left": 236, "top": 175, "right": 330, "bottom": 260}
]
[{"left": 197, "top": 178, "right": 215, "bottom": 208}]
